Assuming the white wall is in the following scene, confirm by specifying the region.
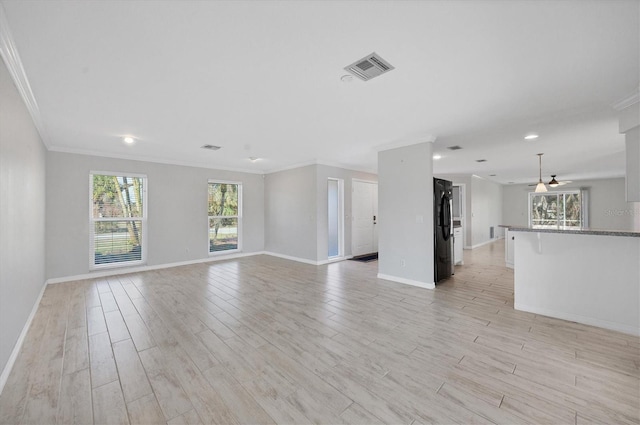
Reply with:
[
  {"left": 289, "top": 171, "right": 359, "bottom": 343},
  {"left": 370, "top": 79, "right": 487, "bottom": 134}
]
[
  {"left": 264, "top": 165, "right": 317, "bottom": 261},
  {"left": 620, "top": 103, "right": 640, "bottom": 202},
  {"left": 502, "top": 177, "right": 639, "bottom": 231},
  {"left": 315, "top": 165, "right": 377, "bottom": 263},
  {"left": 514, "top": 231, "right": 640, "bottom": 335},
  {"left": 435, "top": 174, "right": 473, "bottom": 247},
  {"left": 435, "top": 174, "right": 503, "bottom": 247},
  {"left": 378, "top": 142, "right": 434, "bottom": 288},
  {"left": 46, "top": 152, "right": 265, "bottom": 279},
  {"left": 264, "top": 164, "right": 377, "bottom": 263},
  {"left": 471, "top": 176, "right": 504, "bottom": 245},
  {"left": 0, "top": 58, "right": 47, "bottom": 379}
]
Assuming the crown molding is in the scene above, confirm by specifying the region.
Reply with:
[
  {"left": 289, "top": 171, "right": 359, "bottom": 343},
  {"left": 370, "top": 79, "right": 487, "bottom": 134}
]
[
  {"left": 48, "top": 145, "right": 265, "bottom": 174},
  {"left": 0, "top": 4, "right": 51, "bottom": 148},
  {"left": 611, "top": 87, "right": 640, "bottom": 111},
  {"left": 314, "top": 159, "right": 377, "bottom": 175},
  {"left": 264, "top": 159, "right": 377, "bottom": 175},
  {"left": 49, "top": 146, "right": 378, "bottom": 177},
  {"left": 374, "top": 134, "right": 437, "bottom": 152},
  {"left": 263, "top": 159, "right": 318, "bottom": 174}
]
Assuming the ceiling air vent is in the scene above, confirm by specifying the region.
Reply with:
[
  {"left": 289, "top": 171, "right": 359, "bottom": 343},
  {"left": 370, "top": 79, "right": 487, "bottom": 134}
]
[
  {"left": 201, "top": 145, "right": 221, "bottom": 151},
  {"left": 448, "top": 145, "right": 463, "bottom": 150},
  {"left": 344, "top": 52, "right": 395, "bottom": 81}
]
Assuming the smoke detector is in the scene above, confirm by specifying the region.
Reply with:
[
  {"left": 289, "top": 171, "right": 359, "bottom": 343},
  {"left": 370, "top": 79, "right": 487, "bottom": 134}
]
[
  {"left": 201, "top": 145, "right": 221, "bottom": 151},
  {"left": 344, "top": 52, "right": 395, "bottom": 81}
]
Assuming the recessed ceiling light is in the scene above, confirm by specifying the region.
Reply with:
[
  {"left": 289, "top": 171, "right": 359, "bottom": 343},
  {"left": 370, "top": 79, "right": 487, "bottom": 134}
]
[
  {"left": 432, "top": 154, "right": 442, "bottom": 160},
  {"left": 448, "top": 145, "right": 463, "bottom": 150},
  {"left": 476, "top": 159, "right": 487, "bottom": 163},
  {"left": 201, "top": 144, "right": 221, "bottom": 151},
  {"left": 123, "top": 136, "right": 135, "bottom": 144},
  {"left": 489, "top": 174, "right": 496, "bottom": 176},
  {"left": 524, "top": 133, "right": 539, "bottom": 140}
]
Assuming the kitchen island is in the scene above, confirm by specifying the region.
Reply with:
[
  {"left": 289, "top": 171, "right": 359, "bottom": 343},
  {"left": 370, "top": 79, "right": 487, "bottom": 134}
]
[{"left": 509, "top": 226, "right": 640, "bottom": 336}]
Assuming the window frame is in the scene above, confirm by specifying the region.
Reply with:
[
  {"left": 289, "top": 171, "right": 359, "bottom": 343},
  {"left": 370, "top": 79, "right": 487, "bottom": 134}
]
[
  {"left": 89, "top": 171, "right": 148, "bottom": 270},
  {"left": 528, "top": 189, "right": 584, "bottom": 229},
  {"left": 208, "top": 180, "right": 242, "bottom": 255},
  {"left": 327, "top": 177, "right": 345, "bottom": 259}
]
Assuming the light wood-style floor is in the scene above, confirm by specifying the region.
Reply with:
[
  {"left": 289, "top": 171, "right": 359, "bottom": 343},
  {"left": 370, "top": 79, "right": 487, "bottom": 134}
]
[{"left": 1, "top": 240, "right": 638, "bottom": 424}]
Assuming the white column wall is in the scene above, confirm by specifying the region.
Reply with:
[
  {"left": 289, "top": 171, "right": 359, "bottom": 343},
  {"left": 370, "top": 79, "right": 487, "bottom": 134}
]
[{"left": 377, "top": 142, "right": 434, "bottom": 288}]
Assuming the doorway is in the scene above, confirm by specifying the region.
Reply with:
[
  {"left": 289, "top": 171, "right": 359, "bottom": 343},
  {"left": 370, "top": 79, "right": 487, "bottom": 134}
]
[
  {"left": 352, "top": 180, "right": 378, "bottom": 257},
  {"left": 452, "top": 182, "right": 466, "bottom": 249},
  {"left": 328, "top": 178, "right": 344, "bottom": 258}
]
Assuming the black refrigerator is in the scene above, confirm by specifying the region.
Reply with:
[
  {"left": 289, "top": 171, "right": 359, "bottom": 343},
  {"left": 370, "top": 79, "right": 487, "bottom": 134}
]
[{"left": 434, "top": 178, "right": 453, "bottom": 283}]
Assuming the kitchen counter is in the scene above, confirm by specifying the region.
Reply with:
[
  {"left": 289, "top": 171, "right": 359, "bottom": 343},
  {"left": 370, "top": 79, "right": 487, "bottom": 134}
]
[
  {"left": 507, "top": 225, "right": 640, "bottom": 238},
  {"left": 511, "top": 229, "right": 639, "bottom": 336}
]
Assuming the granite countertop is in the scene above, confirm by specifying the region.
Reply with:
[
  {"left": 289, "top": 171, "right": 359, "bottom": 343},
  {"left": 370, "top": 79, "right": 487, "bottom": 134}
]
[{"left": 506, "top": 225, "right": 640, "bottom": 238}]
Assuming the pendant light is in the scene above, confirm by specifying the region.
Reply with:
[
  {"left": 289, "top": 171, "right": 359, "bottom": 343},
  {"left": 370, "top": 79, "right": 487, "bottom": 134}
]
[
  {"left": 535, "top": 153, "right": 548, "bottom": 193},
  {"left": 548, "top": 175, "right": 560, "bottom": 188}
]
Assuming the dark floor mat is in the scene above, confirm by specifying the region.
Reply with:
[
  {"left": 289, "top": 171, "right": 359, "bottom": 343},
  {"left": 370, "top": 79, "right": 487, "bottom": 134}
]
[{"left": 349, "top": 253, "right": 378, "bottom": 262}]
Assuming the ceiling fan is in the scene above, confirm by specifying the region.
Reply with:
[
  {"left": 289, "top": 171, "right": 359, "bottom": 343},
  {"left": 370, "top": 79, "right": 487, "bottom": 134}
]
[
  {"left": 528, "top": 153, "right": 572, "bottom": 191},
  {"left": 529, "top": 153, "right": 571, "bottom": 193},
  {"left": 527, "top": 176, "right": 572, "bottom": 190},
  {"left": 547, "top": 174, "right": 572, "bottom": 187}
]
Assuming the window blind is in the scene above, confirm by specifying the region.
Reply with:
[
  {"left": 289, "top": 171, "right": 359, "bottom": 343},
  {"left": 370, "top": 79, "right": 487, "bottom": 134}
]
[{"left": 91, "top": 173, "right": 146, "bottom": 268}]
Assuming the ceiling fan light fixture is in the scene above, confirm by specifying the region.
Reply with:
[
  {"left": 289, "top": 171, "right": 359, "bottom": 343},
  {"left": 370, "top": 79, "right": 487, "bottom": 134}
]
[
  {"left": 535, "top": 153, "right": 547, "bottom": 192},
  {"left": 535, "top": 182, "right": 548, "bottom": 193},
  {"left": 548, "top": 175, "right": 560, "bottom": 187}
]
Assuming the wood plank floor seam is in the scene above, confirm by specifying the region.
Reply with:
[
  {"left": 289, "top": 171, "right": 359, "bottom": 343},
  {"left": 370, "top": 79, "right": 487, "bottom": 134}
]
[{"left": 1, "top": 240, "right": 638, "bottom": 425}]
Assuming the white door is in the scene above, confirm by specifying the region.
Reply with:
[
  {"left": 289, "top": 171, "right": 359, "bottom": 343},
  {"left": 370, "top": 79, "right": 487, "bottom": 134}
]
[{"left": 352, "top": 180, "right": 378, "bottom": 256}]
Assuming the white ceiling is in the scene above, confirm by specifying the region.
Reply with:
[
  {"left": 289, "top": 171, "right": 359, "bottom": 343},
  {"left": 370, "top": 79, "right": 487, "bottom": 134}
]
[{"left": 1, "top": 0, "right": 638, "bottom": 184}]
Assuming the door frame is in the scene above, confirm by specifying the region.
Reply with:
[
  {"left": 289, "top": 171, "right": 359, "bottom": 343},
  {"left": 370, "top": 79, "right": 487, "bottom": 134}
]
[
  {"left": 351, "top": 178, "right": 378, "bottom": 256},
  {"left": 327, "top": 177, "right": 345, "bottom": 259},
  {"left": 452, "top": 183, "right": 467, "bottom": 249}
]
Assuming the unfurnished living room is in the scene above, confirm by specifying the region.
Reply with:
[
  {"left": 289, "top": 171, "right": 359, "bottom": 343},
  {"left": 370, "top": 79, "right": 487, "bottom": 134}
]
[{"left": 1, "top": 1, "right": 639, "bottom": 424}]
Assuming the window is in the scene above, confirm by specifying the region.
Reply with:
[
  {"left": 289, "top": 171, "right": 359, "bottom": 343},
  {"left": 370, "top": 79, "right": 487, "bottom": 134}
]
[
  {"left": 529, "top": 190, "right": 586, "bottom": 229},
  {"left": 208, "top": 181, "right": 241, "bottom": 253},
  {"left": 90, "top": 173, "right": 147, "bottom": 268},
  {"left": 327, "top": 178, "right": 344, "bottom": 258}
]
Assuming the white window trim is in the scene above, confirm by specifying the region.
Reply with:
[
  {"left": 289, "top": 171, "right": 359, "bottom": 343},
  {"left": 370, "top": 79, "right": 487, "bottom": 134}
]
[
  {"left": 328, "top": 177, "right": 344, "bottom": 259},
  {"left": 528, "top": 189, "right": 584, "bottom": 229},
  {"left": 89, "top": 171, "right": 148, "bottom": 270},
  {"left": 208, "top": 180, "right": 242, "bottom": 256}
]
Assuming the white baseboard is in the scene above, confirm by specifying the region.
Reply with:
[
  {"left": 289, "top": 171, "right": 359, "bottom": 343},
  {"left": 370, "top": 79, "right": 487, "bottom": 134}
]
[
  {"left": 263, "top": 251, "right": 321, "bottom": 265},
  {"left": 377, "top": 273, "right": 435, "bottom": 289},
  {"left": 47, "top": 250, "right": 353, "bottom": 286},
  {"left": 0, "top": 281, "right": 47, "bottom": 395},
  {"left": 470, "top": 237, "right": 503, "bottom": 250},
  {"left": 46, "top": 251, "right": 264, "bottom": 284},
  {"left": 318, "top": 255, "right": 353, "bottom": 265},
  {"left": 515, "top": 303, "right": 640, "bottom": 336}
]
